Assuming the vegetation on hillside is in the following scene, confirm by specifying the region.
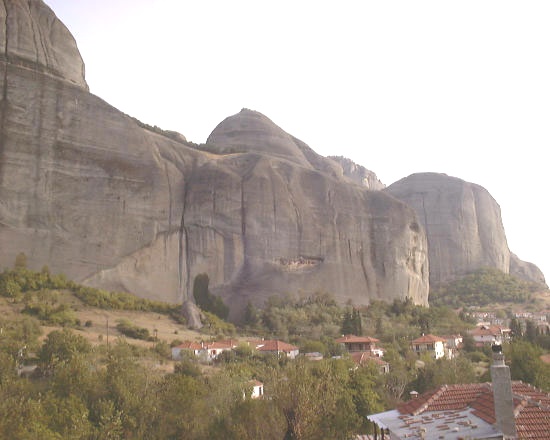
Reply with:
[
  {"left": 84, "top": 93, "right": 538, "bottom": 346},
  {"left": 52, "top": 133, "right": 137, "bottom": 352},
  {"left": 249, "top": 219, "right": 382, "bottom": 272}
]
[
  {"left": 0, "top": 256, "right": 549, "bottom": 438},
  {"left": 429, "top": 267, "right": 542, "bottom": 308},
  {"left": 0, "top": 260, "right": 180, "bottom": 319}
]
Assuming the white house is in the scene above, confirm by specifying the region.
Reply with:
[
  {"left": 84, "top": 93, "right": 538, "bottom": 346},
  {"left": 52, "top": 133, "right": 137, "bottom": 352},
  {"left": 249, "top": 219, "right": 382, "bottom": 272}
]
[
  {"left": 411, "top": 334, "right": 447, "bottom": 359},
  {"left": 171, "top": 341, "right": 202, "bottom": 360},
  {"left": 470, "top": 325, "right": 511, "bottom": 347},
  {"left": 256, "top": 340, "right": 299, "bottom": 359},
  {"left": 201, "top": 341, "right": 236, "bottom": 362},
  {"left": 247, "top": 380, "right": 264, "bottom": 399}
]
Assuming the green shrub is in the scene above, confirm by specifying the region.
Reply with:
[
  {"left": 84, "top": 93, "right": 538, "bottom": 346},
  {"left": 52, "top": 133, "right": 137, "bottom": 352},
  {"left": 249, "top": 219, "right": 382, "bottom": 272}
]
[{"left": 115, "top": 319, "right": 150, "bottom": 340}]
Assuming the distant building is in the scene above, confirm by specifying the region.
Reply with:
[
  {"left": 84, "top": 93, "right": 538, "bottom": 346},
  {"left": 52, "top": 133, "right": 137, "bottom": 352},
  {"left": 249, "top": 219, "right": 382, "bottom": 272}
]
[
  {"left": 256, "top": 340, "right": 299, "bottom": 359},
  {"left": 470, "top": 324, "right": 511, "bottom": 347},
  {"left": 246, "top": 380, "right": 264, "bottom": 399},
  {"left": 171, "top": 341, "right": 202, "bottom": 360},
  {"left": 411, "top": 334, "right": 447, "bottom": 359},
  {"left": 349, "top": 352, "right": 390, "bottom": 374},
  {"left": 335, "top": 335, "right": 384, "bottom": 357}
]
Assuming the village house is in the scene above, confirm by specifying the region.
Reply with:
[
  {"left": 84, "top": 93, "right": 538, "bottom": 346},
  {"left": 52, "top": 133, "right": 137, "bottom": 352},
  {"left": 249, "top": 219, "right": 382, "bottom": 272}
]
[
  {"left": 246, "top": 379, "right": 264, "bottom": 399},
  {"left": 367, "top": 346, "right": 550, "bottom": 439},
  {"left": 441, "top": 334, "right": 463, "bottom": 358},
  {"left": 201, "top": 340, "right": 237, "bottom": 362},
  {"left": 410, "top": 334, "right": 447, "bottom": 359},
  {"left": 469, "top": 324, "right": 511, "bottom": 347},
  {"left": 335, "top": 335, "right": 384, "bottom": 357},
  {"left": 349, "top": 352, "right": 390, "bottom": 374},
  {"left": 171, "top": 341, "right": 203, "bottom": 360},
  {"left": 256, "top": 339, "right": 300, "bottom": 359}
]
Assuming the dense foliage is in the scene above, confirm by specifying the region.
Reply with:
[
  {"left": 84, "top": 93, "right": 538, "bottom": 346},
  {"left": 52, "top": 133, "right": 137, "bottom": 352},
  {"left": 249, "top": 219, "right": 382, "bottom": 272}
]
[
  {"left": 0, "top": 256, "right": 548, "bottom": 438},
  {"left": 429, "top": 267, "right": 542, "bottom": 307},
  {"left": 193, "top": 273, "right": 229, "bottom": 320},
  {"left": 0, "top": 265, "right": 179, "bottom": 321}
]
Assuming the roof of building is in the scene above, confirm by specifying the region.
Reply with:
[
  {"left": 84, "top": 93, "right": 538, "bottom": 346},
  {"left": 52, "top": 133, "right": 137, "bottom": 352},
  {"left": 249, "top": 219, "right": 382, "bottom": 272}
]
[
  {"left": 256, "top": 339, "right": 299, "bottom": 352},
  {"left": 174, "top": 341, "right": 202, "bottom": 350},
  {"left": 470, "top": 325, "right": 511, "bottom": 336},
  {"left": 204, "top": 341, "right": 233, "bottom": 350},
  {"left": 368, "top": 382, "right": 550, "bottom": 439},
  {"left": 411, "top": 334, "right": 447, "bottom": 344},
  {"left": 350, "top": 352, "right": 389, "bottom": 367},
  {"left": 335, "top": 334, "right": 380, "bottom": 344}
]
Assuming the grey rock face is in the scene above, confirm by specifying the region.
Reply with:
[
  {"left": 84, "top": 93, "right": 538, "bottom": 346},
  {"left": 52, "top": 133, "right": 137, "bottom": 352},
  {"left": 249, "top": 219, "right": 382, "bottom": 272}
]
[
  {"left": 509, "top": 253, "right": 547, "bottom": 287},
  {"left": 385, "top": 173, "right": 546, "bottom": 288},
  {"left": 169, "top": 109, "right": 430, "bottom": 311},
  {"left": 328, "top": 156, "right": 386, "bottom": 190},
  {"left": 0, "top": 0, "right": 87, "bottom": 90},
  {"left": 0, "top": 1, "right": 430, "bottom": 312}
]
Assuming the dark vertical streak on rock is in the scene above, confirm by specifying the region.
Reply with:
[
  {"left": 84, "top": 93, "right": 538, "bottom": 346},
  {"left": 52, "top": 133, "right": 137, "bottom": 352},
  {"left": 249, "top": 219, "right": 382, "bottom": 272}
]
[
  {"left": 179, "top": 166, "right": 194, "bottom": 303},
  {"left": 271, "top": 178, "right": 277, "bottom": 233},
  {"left": 163, "top": 162, "right": 172, "bottom": 257},
  {"left": 420, "top": 192, "right": 434, "bottom": 282},
  {"left": 28, "top": 1, "right": 44, "bottom": 67},
  {"left": 286, "top": 180, "right": 302, "bottom": 255},
  {"left": 0, "top": 0, "right": 9, "bottom": 185},
  {"left": 359, "top": 240, "right": 371, "bottom": 293},
  {"left": 240, "top": 177, "right": 246, "bottom": 238}
]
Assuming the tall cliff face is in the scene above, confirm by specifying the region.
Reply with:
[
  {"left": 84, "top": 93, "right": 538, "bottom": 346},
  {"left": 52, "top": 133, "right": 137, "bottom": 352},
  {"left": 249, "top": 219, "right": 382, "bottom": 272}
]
[
  {"left": 0, "top": 1, "right": 430, "bottom": 311},
  {"left": 385, "top": 173, "right": 546, "bottom": 288}
]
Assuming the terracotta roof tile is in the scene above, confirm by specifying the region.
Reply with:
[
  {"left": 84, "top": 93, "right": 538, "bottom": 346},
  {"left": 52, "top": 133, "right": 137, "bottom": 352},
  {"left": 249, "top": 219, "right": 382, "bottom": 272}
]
[
  {"left": 335, "top": 335, "right": 380, "bottom": 343},
  {"left": 175, "top": 341, "right": 202, "bottom": 350},
  {"left": 256, "top": 340, "right": 298, "bottom": 352},
  {"left": 396, "top": 381, "right": 550, "bottom": 438}
]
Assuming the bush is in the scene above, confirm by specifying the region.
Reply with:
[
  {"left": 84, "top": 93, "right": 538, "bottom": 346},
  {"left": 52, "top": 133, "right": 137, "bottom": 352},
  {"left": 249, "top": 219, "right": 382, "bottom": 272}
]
[{"left": 115, "top": 319, "right": 150, "bottom": 340}]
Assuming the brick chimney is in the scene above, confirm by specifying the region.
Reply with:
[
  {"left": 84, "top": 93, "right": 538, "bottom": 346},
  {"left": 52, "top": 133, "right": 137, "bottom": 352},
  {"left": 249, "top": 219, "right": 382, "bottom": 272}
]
[{"left": 490, "top": 344, "right": 517, "bottom": 439}]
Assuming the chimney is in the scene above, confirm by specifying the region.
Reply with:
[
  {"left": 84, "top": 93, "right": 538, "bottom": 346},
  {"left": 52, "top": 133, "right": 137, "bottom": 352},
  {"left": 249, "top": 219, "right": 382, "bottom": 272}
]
[{"left": 490, "top": 344, "right": 517, "bottom": 439}]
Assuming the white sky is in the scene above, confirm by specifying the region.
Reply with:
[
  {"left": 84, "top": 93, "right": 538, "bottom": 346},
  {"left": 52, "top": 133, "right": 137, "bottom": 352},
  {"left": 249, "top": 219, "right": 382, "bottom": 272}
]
[{"left": 44, "top": 0, "right": 549, "bottom": 282}]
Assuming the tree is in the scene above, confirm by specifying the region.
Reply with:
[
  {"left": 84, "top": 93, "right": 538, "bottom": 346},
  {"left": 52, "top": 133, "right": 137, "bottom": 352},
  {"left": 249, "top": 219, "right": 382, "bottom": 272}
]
[
  {"left": 14, "top": 252, "right": 27, "bottom": 270},
  {"left": 193, "top": 273, "right": 229, "bottom": 319},
  {"left": 509, "top": 317, "right": 522, "bottom": 338},
  {"left": 524, "top": 319, "right": 538, "bottom": 343},
  {"left": 507, "top": 341, "right": 548, "bottom": 390},
  {"left": 342, "top": 308, "right": 362, "bottom": 336},
  {"left": 272, "top": 359, "right": 361, "bottom": 439},
  {"left": 38, "top": 329, "right": 92, "bottom": 372}
]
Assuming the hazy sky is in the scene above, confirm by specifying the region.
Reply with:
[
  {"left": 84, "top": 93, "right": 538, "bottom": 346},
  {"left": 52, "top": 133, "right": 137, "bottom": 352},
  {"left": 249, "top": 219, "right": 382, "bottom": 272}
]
[{"left": 44, "top": 0, "right": 549, "bottom": 283}]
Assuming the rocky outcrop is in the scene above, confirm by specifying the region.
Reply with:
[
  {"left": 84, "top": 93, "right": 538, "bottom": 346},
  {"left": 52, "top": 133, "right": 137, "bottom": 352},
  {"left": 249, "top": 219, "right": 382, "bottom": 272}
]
[
  {"left": 509, "top": 253, "right": 547, "bottom": 286},
  {"left": 385, "top": 173, "right": 546, "bottom": 288},
  {"left": 0, "top": 1, "right": 87, "bottom": 89},
  {"left": 328, "top": 156, "right": 385, "bottom": 190},
  {"left": 0, "top": 1, "right": 430, "bottom": 314}
]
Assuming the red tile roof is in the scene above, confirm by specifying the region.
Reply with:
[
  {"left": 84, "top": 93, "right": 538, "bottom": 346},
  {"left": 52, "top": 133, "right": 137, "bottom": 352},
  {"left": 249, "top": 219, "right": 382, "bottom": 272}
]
[
  {"left": 175, "top": 341, "right": 202, "bottom": 350},
  {"left": 204, "top": 341, "right": 233, "bottom": 350},
  {"left": 397, "top": 382, "right": 550, "bottom": 439},
  {"left": 411, "top": 334, "right": 447, "bottom": 344},
  {"left": 335, "top": 335, "right": 380, "bottom": 343},
  {"left": 257, "top": 340, "right": 298, "bottom": 352},
  {"left": 350, "top": 352, "right": 388, "bottom": 367}
]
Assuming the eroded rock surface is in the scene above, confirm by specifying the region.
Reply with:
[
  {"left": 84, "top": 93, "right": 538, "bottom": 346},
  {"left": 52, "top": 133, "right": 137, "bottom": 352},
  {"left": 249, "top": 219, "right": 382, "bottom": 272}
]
[
  {"left": 385, "top": 173, "right": 546, "bottom": 288},
  {"left": 0, "top": 0, "right": 87, "bottom": 89},
  {"left": 329, "top": 156, "right": 385, "bottom": 190},
  {"left": 0, "top": 1, "right": 430, "bottom": 314}
]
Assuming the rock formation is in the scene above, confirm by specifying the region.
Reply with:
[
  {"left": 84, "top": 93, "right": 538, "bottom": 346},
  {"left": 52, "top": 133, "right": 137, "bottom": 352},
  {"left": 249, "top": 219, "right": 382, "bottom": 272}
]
[
  {"left": 0, "top": 1, "right": 430, "bottom": 315},
  {"left": 0, "top": 0, "right": 87, "bottom": 89},
  {"left": 328, "top": 156, "right": 385, "bottom": 190},
  {"left": 385, "top": 173, "right": 546, "bottom": 288}
]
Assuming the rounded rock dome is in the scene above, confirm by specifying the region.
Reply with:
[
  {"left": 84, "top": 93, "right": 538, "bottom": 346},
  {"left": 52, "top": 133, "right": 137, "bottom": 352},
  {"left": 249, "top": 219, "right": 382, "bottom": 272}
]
[{"left": 0, "top": 0, "right": 88, "bottom": 89}]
